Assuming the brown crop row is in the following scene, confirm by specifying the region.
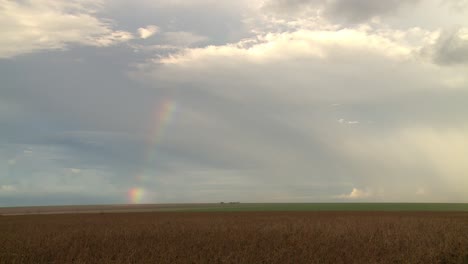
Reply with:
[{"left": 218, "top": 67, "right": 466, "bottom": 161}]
[{"left": 0, "top": 211, "right": 467, "bottom": 264}]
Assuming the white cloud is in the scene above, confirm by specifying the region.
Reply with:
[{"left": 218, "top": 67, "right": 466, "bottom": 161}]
[
  {"left": 127, "top": 0, "right": 259, "bottom": 9},
  {"left": 154, "top": 28, "right": 415, "bottom": 66},
  {"left": 340, "top": 126, "right": 468, "bottom": 200},
  {"left": 0, "top": 185, "right": 17, "bottom": 192},
  {"left": 69, "top": 168, "right": 82, "bottom": 174},
  {"left": 132, "top": 22, "right": 468, "bottom": 202},
  {"left": 0, "top": 0, "right": 133, "bottom": 58},
  {"left": 139, "top": 26, "right": 455, "bottom": 107},
  {"left": 138, "top": 25, "right": 159, "bottom": 39},
  {"left": 443, "top": 0, "right": 468, "bottom": 11},
  {"left": 92, "top": 31, "right": 134, "bottom": 46},
  {"left": 338, "top": 119, "right": 360, "bottom": 125},
  {"left": 347, "top": 121, "right": 360, "bottom": 125},
  {"left": 338, "top": 188, "right": 371, "bottom": 199},
  {"left": 416, "top": 187, "right": 426, "bottom": 195}
]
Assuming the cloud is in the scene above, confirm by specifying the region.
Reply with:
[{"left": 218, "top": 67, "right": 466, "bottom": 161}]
[
  {"left": 1, "top": 0, "right": 468, "bottom": 205},
  {"left": 338, "top": 188, "right": 371, "bottom": 199},
  {"left": 1, "top": 144, "right": 122, "bottom": 196},
  {"left": 123, "top": 0, "right": 258, "bottom": 9},
  {"left": 152, "top": 28, "right": 414, "bottom": 68},
  {"left": 338, "top": 119, "right": 360, "bottom": 125},
  {"left": 442, "top": 0, "right": 468, "bottom": 11},
  {"left": 138, "top": 25, "right": 159, "bottom": 39},
  {"left": 132, "top": 0, "right": 225, "bottom": 7},
  {"left": 262, "top": 0, "right": 420, "bottom": 23},
  {"left": 0, "top": 185, "right": 17, "bottom": 192},
  {"left": 140, "top": 26, "right": 444, "bottom": 107},
  {"left": 0, "top": 0, "right": 133, "bottom": 58},
  {"left": 131, "top": 23, "right": 468, "bottom": 202},
  {"left": 416, "top": 187, "right": 426, "bottom": 195},
  {"left": 340, "top": 126, "right": 468, "bottom": 200},
  {"left": 430, "top": 28, "right": 468, "bottom": 65},
  {"left": 69, "top": 168, "right": 82, "bottom": 174},
  {"left": 262, "top": 0, "right": 322, "bottom": 14},
  {"left": 325, "top": 0, "right": 420, "bottom": 23},
  {"left": 163, "top": 31, "right": 209, "bottom": 46}
]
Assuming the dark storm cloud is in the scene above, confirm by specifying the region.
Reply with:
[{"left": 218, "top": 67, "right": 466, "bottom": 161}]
[
  {"left": 263, "top": 0, "right": 321, "bottom": 13},
  {"left": 263, "top": 0, "right": 420, "bottom": 23},
  {"left": 432, "top": 28, "right": 468, "bottom": 65},
  {"left": 326, "top": 0, "right": 420, "bottom": 23}
]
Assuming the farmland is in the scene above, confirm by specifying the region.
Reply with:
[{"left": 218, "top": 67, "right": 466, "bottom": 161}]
[
  {"left": 1, "top": 203, "right": 468, "bottom": 215},
  {"left": 1, "top": 209, "right": 467, "bottom": 263}
]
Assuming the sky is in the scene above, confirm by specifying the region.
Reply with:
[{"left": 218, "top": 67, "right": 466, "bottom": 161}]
[{"left": 1, "top": 0, "right": 468, "bottom": 206}]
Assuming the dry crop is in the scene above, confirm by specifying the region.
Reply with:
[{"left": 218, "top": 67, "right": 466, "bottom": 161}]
[{"left": 0, "top": 212, "right": 467, "bottom": 263}]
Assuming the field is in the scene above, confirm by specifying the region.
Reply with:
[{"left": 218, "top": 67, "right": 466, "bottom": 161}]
[
  {"left": 1, "top": 207, "right": 467, "bottom": 263},
  {"left": 1, "top": 203, "right": 468, "bottom": 215}
]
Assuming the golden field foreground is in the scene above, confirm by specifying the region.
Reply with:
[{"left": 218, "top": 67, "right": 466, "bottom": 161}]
[{"left": 0, "top": 211, "right": 467, "bottom": 264}]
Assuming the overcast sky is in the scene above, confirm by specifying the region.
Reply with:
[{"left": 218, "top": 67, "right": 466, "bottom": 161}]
[{"left": 1, "top": 0, "right": 468, "bottom": 206}]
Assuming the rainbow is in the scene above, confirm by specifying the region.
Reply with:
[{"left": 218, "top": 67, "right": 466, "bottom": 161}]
[
  {"left": 128, "top": 187, "right": 145, "bottom": 204},
  {"left": 145, "top": 99, "right": 178, "bottom": 165},
  {"left": 128, "top": 98, "right": 178, "bottom": 204}
]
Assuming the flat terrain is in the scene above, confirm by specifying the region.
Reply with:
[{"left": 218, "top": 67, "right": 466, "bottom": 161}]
[
  {"left": 1, "top": 203, "right": 468, "bottom": 215},
  {"left": 1, "top": 211, "right": 467, "bottom": 264}
]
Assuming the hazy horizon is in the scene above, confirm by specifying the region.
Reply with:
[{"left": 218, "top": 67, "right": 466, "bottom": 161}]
[{"left": 1, "top": 0, "right": 468, "bottom": 206}]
